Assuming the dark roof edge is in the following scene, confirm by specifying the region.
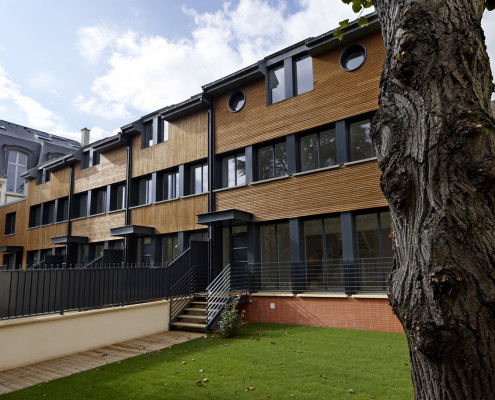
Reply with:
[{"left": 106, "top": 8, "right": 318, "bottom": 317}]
[
  {"left": 202, "top": 63, "right": 262, "bottom": 96},
  {"left": 160, "top": 94, "right": 208, "bottom": 121},
  {"left": 92, "top": 133, "right": 126, "bottom": 152}
]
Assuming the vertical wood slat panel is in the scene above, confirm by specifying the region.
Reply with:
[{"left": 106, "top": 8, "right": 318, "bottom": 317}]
[
  {"left": 132, "top": 111, "right": 208, "bottom": 178},
  {"left": 214, "top": 32, "right": 385, "bottom": 154},
  {"left": 27, "top": 168, "right": 71, "bottom": 205},
  {"left": 215, "top": 161, "right": 387, "bottom": 221},
  {"left": 71, "top": 211, "right": 126, "bottom": 243}
]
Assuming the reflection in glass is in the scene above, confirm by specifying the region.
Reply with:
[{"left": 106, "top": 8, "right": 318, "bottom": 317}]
[
  {"left": 350, "top": 119, "right": 373, "bottom": 161},
  {"left": 295, "top": 56, "right": 313, "bottom": 95},
  {"left": 269, "top": 65, "right": 285, "bottom": 104},
  {"left": 300, "top": 134, "right": 318, "bottom": 172}
]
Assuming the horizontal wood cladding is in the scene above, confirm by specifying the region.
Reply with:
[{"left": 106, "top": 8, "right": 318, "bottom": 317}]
[
  {"left": 71, "top": 211, "right": 125, "bottom": 243},
  {"left": 132, "top": 111, "right": 208, "bottom": 177},
  {"left": 215, "top": 161, "right": 388, "bottom": 221},
  {"left": 25, "top": 223, "right": 68, "bottom": 251},
  {"left": 27, "top": 168, "right": 71, "bottom": 205},
  {"left": 74, "top": 147, "right": 127, "bottom": 193},
  {"left": 130, "top": 194, "right": 208, "bottom": 234},
  {"left": 214, "top": 32, "right": 385, "bottom": 154}
]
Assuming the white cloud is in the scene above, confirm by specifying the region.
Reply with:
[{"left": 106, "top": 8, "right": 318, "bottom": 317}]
[
  {"left": 51, "top": 126, "right": 115, "bottom": 143},
  {"left": 0, "top": 65, "right": 59, "bottom": 130},
  {"left": 73, "top": 0, "right": 368, "bottom": 119}
]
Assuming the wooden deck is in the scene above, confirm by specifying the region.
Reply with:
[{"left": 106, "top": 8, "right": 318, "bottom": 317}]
[{"left": 0, "top": 330, "right": 205, "bottom": 395}]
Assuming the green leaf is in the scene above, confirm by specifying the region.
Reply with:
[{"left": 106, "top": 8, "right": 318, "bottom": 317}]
[
  {"left": 352, "top": 2, "right": 362, "bottom": 13},
  {"left": 363, "top": 0, "right": 373, "bottom": 8},
  {"left": 339, "top": 19, "right": 350, "bottom": 29},
  {"left": 333, "top": 29, "right": 344, "bottom": 41},
  {"left": 357, "top": 17, "right": 368, "bottom": 27}
]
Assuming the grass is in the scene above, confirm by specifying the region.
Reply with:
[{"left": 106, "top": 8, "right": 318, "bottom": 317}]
[{"left": 1, "top": 323, "right": 413, "bottom": 400}]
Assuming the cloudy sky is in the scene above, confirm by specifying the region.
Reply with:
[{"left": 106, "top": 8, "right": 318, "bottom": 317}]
[{"left": 1, "top": 0, "right": 494, "bottom": 143}]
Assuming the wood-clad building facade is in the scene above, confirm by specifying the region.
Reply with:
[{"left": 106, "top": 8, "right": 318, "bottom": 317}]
[{"left": 0, "top": 15, "right": 401, "bottom": 331}]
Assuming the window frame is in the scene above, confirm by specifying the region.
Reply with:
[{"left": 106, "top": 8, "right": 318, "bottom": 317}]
[
  {"left": 6, "top": 150, "right": 28, "bottom": 194},
  {"left": 190, "top": 162, "right": 208, "bottom": 195},
  {"left": 256, "top": 140, "right": 288, "bottom": 181},
  {"left": 220, "top": 152, "right": 246, "bottom": 188},
  {"left": 299, "top": 126, "right": 338, "bottom": 172},
  {"left": 4, "top": 212, "right": 16, "bottom": 235}
]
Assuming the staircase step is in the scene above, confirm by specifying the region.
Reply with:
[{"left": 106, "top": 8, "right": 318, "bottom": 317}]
[
  {"left": 184, "top": 308, "right": 207, "bottom": 314},
  {"left": 171, "top": 321, "right": 206, "bottom": 330},
  {"left": 179, "top": 314, "right": 207, "bottom": 321}
]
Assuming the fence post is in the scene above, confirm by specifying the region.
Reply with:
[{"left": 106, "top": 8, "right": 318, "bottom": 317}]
[{"left": 60, "top": 266, "right": 65, "bottom": 315}]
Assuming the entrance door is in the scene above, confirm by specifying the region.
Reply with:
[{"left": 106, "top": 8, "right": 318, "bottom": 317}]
[{"left": 231, "top": 231, "right": 247, "bottom": 291}]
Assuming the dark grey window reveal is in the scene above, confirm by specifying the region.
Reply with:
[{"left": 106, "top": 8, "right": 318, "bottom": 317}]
[
  {"left": 4, "top": 212, "right": 16, "bottom": 235},
  {"left": 258, "top": 142, "right": 288, "bottom": 181},
  {"left": 221, "top": 153, "right": 246, "bottom": 188},
  {"left": 6, "top": 150, "right": 27, "bottom": 193},
  {"left": 42, "top": 201, "right": 55, "bottom": 225},
  {"left": 160, "top": 170, "right": 179, "bottom": 201},
  {"left": 294, "top": 55, "right": 313, "bottom": 95},
  {"left": 90, "top": 187, "right": 107, "bottom": 215},
  {"left": 93, "top": 151, "right": 100, "bottom": 166},
  {"left": 191, "top": 163, "right": 208, "bottom": 194},
  {"left": 158, "top": 120, "right": 169, "bottom": 143},
  {"left": 300, "top": 127, "right": 337, "bottom": 172},
  {"left": 349, "top": 119, "right": 374, "bottom": 161},
  {"left": 339, "top": 44, "right": 367, "bottom": 72},
  {"left": 142, "top": 121, "right": 153, "bottom": 148},
  {"left": 138, "top": 176, "right": 153, "bottom": 205},
  {"left": 110, "top": 183, "right": 126, "bottom": 211},
  {"left": 57, "top": 197, "right": 69, "bottom": 222},
  {"left": 81, "top": 152, "right": 90, "bottom": 169}
]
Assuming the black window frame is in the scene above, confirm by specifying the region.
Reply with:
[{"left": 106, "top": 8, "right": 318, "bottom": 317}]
[
  {"left": 42, "top": 200, "right": 55, "bottom": 225},
  {"left": 134, "top": 175, "right": 153, "bottom": 206},
  {"left": 4, "top": 212, "right": 16, "bottom": 235},
  {"left": 299, "top": 126, "right": 338, "bottom": 172},
  {"left": 110, "top": 182, "right": 126, "bottom": 211},
  {"left": 157, "top": 169, "right": 179, "bottom": 201},
  {"left": 28, "top": 204, "right": 42, "bottom": 228},
  {"left": 142, "top": 120, "right": 154, "bottom": 149},
  {"left": 220, "top": 151, "right": 246, "bottom": 188},
  {"left": 90, "top": 187, "right": 107, "bottom": 215},
  {"left": 190, "top": 162, "right": 208, "bottom": 195},
  {"left": 347, "top": 117, "right": 375, "bottom": 162},
  {"left": 72, "top": 192, "right": 88, "bottom": 219},
  {"left": 256, "top": 140, "right": 288, "bottom": 181},
  {"left": 56, "top": 197, "right": 69, "bottom": 222}
]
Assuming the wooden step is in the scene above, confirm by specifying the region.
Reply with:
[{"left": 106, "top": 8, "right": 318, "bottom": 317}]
[
  {"left": 179, "top": 315, "right": 207, "bottom": 322},
  {"left": 184, "top": 308, "right": 207, "bottom": 315},
  {"left": 170, "top": 321, "right": 206, "bottom": 330}
]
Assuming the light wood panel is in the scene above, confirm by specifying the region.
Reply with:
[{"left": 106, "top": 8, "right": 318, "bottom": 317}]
[
  {"left": 71, "top": 211, "right": 125, "bottom": 243},
  {"left": 214, "top": 32, "right": 385, "bottom": 154},
  {"left": 27, "top": 168, "right": 71, "bottom": 205},
  {"left": 130, "top": 194, "right": 208, "bottom": 234},
  {"left": 132, "top": 111, "right": 208, "bottom": 178},
  {"left": 0, "top": 199, "right": 29, "bottom": 248},
  {"left": 74, "top": 147, "right": 127, "bottom": 193},
  {"left": 24, "top": 223, "right": 68, "bottom": 251},
  {"left": 215, "top": 161, "right": 388, "bottom": 221}
]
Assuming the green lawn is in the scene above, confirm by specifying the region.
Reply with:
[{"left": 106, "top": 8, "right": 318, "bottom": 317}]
[{"left": 1, "top": 323, "right": 414, "bottom": 400}]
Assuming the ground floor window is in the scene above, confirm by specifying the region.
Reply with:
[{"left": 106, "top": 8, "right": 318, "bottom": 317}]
[
  {"left": 161, "top": 234, "right": 179, "bottom": 264},
  {"left": 260, "top": 222, "right": 291, "bottom": 290}
]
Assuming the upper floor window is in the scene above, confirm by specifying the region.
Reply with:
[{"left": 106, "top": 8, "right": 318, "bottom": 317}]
[
  {"left": 268, "top": 55, "right": 313, "bottom": 105},
  {"left": 137, "top": 176, "right": 153, "bottom": 205},
  {"left": 142, "top": 121, "right": 153, "bottom": 149},
  {"left": 158, "top": 169, "right": 179, "bottom": 201},
  {"left": 4, "top": 212, "right": 16, "bottom": 235},
  {"left": 37, "top": 169, "right": 51, "bottom": 185},
  {"left": 81, "top": 149, "right": 100, "bottom": 169},
  {"left": 42, "top": 201, "right": 55, "bottom": 225},
  {"left": 300, "top": 127, "right": 337, "bottom": 172},
  {"left": 6, "top": 151, "right": 27, "bottom": 193},
  {"left": 349, "top": 119, "right": 374, "bottom": 161},
  {"left": 90, "top": 187, "right": 107, "bottom": 215},
  {"left": 81, "top": 152, "right": 90, "bottom": 169},
  {"left": 29, "top": 204, "right": 42, "bottom": 228},
  {"left": 56, "top": 197, "right": 69, "bottom": 222},
  {"left": 158, "top": 120, "right": 169, "bottom": 143},
  {"left": 110, "top": 182, "right": 126, "bottom": 211},
  {"left": 221, "top": 152, "right": 246, "bottom": 188},
  {"left": 258, "top": 142, "right": 288, "bottom": 181},
  {"left": 191, "top": 162, "right": 208, "bottom": 194},
  {"left": 72, "top": 192, "right": 88, "bottom": 218},
  {"left": 93, "top": 151, "right": 100, "bottom": 166}
]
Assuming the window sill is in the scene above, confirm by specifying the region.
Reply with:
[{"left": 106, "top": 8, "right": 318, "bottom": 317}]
[
  {"left": 292, "top": 163, "right": 341, "bottom": 177},
  {"left": 213, "top": 184, "right": 247, "bottom": 193},
  {"left": 54, "top": 220, "right": 68, "bottom": 225},
  {"left": 181, "top": 192, "right": 207, "bottom": 199},
  {"left": 71, "top": 216, "right": 87, "bottom": 221},
  {"left": 297, "top": 292, "right": 348, "bottom": 298},
  {"left": 249, "top": 175, "right": 290, "bottom": 186},
  {"left": 129, "top": 203, "right": 152, "bottom": 210},
  {"left": 88, "top": 212, "right": 106, "bottom": 218},
  {"left": 249, "top": 292, "right": 294, "bottom": 297},
  {"left": 108, "top": 208, "right": 125, "bottom": 214},
  {"left": 351, "top": 293, "right": 388, "bottom": 299},
  {"left": 343, "top": 157, "right": 377, "bottom": 166},
  {"left": 3, "top": 233, "right": 15, "bottom": 237},
  {"left": 155, "top": 197, "right": 179, "bottom": 205}
]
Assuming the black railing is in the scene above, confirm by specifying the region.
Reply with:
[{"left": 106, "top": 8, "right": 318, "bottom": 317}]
[
  {"left": 248, "top": 258, "right": 393, "bottom": 293},
  {"left": 0, "top": 264, "right": 170, "bottom": 320}
]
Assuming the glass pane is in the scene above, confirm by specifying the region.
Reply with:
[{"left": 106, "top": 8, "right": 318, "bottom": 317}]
[
  {"left": 162, "top": 121, "right": 169, "bottom": 142},
  {"left": 274, "top": 142, "right": 288, "bottom": 177},
  {"left": 380, "top": 211, "right": 393, "bottom": 258},
  {"left": 96, "top": 190, "right": 106, "bottom": 214},
  {"left": 175, "top": 172, "right": 180, "bottom": 197},
  {"left": 324, "top": 216, "right": 342, "bottom": 260},
  {"left": 304, "top": 219, "right": 324, "bottom": 288},
  {"left": 300, "top": 133, "right": 318, "bottom": 171},
  {"left": 258, "top": 145, "right": 273, "bottom": 181},
  {"left": 202, "top": 164, "right": 208, "bottom": 192},
  {"left": 222, "top": 156, "right": 235, "bottom": 188},
  {"left": 346, "top": 52, "right": 365, "bottom": 71},
  {"left": 277, "top": 223, "right": 291, "bottom": 290},
  {"left": 236, "top": 154, "right": 246, "bottom": 185},
  {"left": 194, "top": 166, "right": 202, "bottom": 194},
  {"left": 138, "top": 179, "right": 147, "bottom": 204},
  {"left": 355, "top": 213, "right": 380, "bottom": 259},
  {"left": 260, "top": 225, "right": 277, "bottom": 289},
  {"left": 319, "top": 128, "right": 337, "bottom": 167},
  {"left": 8, "top": 151, "right": 17, "bottom": 163},
  {"left": 116, "top": 185, "right": 125, "bottom": 209},
  {"left": 350, "top": 119, "right": 373, "bottom": 161},
  {"left": 144, "top": 122, "right": 153, "bottom": 147},
  {"left": 18, "top": 153, "right": 27, "bottom": 165},
  {"left": 269, "top": 65, "right": 285, "bottom": 104},
  {"left": 295, "top": 56, "right": 313, "bottom": 95},
  {"left": 6, "top": 164, "right": 16, "bottom": 192}
]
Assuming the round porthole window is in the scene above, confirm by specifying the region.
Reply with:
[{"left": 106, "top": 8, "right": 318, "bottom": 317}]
[
  {"left": 228, "top": 91, "right": 246, "bottom": 112},
  {"left": 339, "top": 44, "right": 367, "bottom": 72}
]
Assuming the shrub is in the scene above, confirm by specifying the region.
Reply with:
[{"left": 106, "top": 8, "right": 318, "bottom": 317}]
[{"left": 219, "top": 295, "right": 245, "bottom": 338}]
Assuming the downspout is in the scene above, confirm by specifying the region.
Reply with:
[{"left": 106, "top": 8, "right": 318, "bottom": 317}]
[
  {"left": 65, "top": 164, "right": 74, "bottom": 266},
  {"left": 205, "top": 94, "right": 215, "bottom": 284},
  {"left": 124, "top": 135, "right": 132, "bottom": 266}
]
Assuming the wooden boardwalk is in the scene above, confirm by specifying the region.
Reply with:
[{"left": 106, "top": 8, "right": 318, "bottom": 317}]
[{"left": 0, "top": 330, "right": 204, "bottom": 395}]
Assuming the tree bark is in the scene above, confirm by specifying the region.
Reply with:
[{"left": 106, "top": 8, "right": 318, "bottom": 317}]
[{"left": 371, "top": 1, "right": 495, "bottom": 398}]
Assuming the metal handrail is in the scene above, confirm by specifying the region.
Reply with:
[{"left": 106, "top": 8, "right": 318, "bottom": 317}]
[
  {"left": 206, "top": 264, "right": 231, "bottom": 330},
  {"left": 169, "top": 265, "right": 196, "bottom": 322}
]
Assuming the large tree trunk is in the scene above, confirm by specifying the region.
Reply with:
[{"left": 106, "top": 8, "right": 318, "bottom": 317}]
[{"left": 371, "top": 1, "right": 495, "bottom": 398}]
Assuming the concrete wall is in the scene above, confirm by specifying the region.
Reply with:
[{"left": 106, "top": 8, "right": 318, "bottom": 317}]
[{"left": 0, "top": 300, "right": 170, "bottom": 371}]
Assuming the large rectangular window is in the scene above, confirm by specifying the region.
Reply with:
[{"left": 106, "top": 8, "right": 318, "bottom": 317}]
[
  {"left": 7, "top": 151, "right": 27, "bottom": 193},
  {"left": 221, "top": 153, "right": 246, "bottom": 188},
  {"left": 29, "top": 205, "right": 42, "bottom": 228},
  {"left": 304, "top": 215, "right": 343, "bottom": 290},
  {"left": 42, "top": 201, "right": 55, "bottom": 225},
  {"left": 260, "top": 222, "right": 291, "bottom": 290},
  {"left": 73, "top": 193, "right": 88, "bottom": 218},
  {"left": 90, "top": 187, "right": 107, "bottom": 215},
  {"left": 158, "top": 120, "right": 169, "bottom": 143},
  {"left": 137, "top": 176, "right": 153, "bottom": 205},
  {"left": 157, "top": 170, "right": 179, "bottom": 201},
  {"left": 269, "top": 64, "right": 286, "bottom": 104},
  {"left": 161, "top": 234, "right": 179, "bottom": 264},
  {"left": 349, "top": 119, "right": 374, "bottom": 161},
  {"left": 110, "top": 182, "right": 126, "bottom": 211},
  {"left": 142, "top": 121, "right": 153, "bottom": 148},
  {"left": 294, "top": 55, "right": 313, "bottom": 95},
  {"left": 56, "top": 197, "right": 69, "bottom": 222},
  {"left": 257, "top": 142, "right": 288, "bottom": 181},
  {"left": 191, "top": 162, "right": 208, "bottom": 194},
  {"left": 4, "top": 212, "right": 16, "bottom": 235},
  {"left": 300, "top": 128, "right": 337, "bottom": 172}
]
